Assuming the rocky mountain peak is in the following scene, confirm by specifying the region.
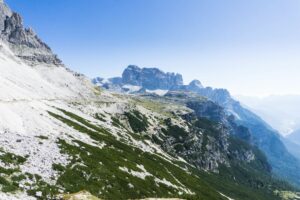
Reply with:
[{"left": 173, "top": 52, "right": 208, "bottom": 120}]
[
  {"left": 126, "top": 64, "right": 141, "bottom": 71},
  {"left": 0, "top": 2, "right": 62, "bottom": 66},
  {"left": 122, "top": 65, "right": 142, "bottom": 86},
  {"left": 122, "top": 65, "right": 183, "bottom": 90},
  {"left": 2, "top": 12, "right": 49, "bottom": 50},
  {"left": 188, "top": 79, "right": 204, "bottom": 90}
]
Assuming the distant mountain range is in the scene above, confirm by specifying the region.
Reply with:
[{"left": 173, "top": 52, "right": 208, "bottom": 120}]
[
  {"left": 282, "top": 129, "right": 300, "bottom": 160},
  {"left": 93, "top": 65, "right": 199, "bottom": 94},
  {"left": 237, "top": 95, "right": 300, "bottom": 164},
  {"left": 94, "top": 65, "right": 300, "bottom": 188},
  {"left": 287, "top": 129, "right": 300, "bottom": 145}
]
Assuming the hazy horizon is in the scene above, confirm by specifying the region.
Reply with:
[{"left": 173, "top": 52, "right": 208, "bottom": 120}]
[
  {"left": 237, "top": 95, "right": 300, "bottom": 135},
  {"left": 6, "top": 0, "right": 300, "bottom": 97}
]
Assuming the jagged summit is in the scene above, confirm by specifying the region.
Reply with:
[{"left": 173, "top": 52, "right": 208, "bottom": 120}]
[
  {"left": 0, "top": 1, "right": 94, "bottom": 102},
  {"left": 93, "top": 65, "right": 232, "bottom": 100},
  {"left": 187, "top": 79, "right": 204, "bottom": 91},
  {"left": 93, "top": 65, "right": 184, "bottom": 94},
  {"left": 122, "top": 65, "right": 183, "bottom": 90},
  {"left": 0, "top": 1, "right": 62, "bottom": 66},
  {"left": 189, "top": 79, "right": 203, "bottom": 87}
]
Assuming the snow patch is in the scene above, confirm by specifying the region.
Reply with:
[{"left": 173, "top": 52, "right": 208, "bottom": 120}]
[
  {"left": 146, "top": 89, "right": 169, "bottom": 96},
  {"left": 122, "top": 84, "right": 142, "bottom": 93}
]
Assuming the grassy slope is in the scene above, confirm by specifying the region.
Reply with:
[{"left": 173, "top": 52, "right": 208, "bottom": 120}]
[
  {"left": 0, "top": 101, "right": 293, "bottom": 199},
  {"left": 48, "top": 109, "right": 225, "bottom": 200},
  {"left": 46, "top": 108, "right": 290, "bottom": 200}
]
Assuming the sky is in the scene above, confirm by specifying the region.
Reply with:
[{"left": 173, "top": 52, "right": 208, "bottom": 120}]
[{"left": 5, "top": 0, "right": 300, "bottom": 97}]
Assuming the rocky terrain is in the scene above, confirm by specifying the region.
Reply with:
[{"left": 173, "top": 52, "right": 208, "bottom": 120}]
[{"left": 0, "top": 0, "right": 297, "bottom": 200}]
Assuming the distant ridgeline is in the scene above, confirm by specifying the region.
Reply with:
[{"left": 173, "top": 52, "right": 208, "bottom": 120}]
[{"left": 94, "top": 65, "right": 300, "bottom": 187}]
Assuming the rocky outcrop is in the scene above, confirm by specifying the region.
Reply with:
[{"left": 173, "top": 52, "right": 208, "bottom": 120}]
[
  {"left": 3, "top": 13, "right": 47, "bottom": 48},
  {"left": 0, "top": 1, "right": 62, "bottom": 66}
]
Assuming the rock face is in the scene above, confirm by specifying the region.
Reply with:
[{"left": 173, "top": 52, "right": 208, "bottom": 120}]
[
  {"left": 0, "top": 1, "right": 62, "bottom": 66},
  {"left": 0, "top": 0, "right": 11, "bottom": 31},
  {"left": 122, "top": 65, "right": 183, "bottom": 90},
  {"left": 3, "top": 13, "right": 47, "bottom": 48}
]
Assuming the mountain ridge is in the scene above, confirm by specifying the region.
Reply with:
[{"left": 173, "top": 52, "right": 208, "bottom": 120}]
[
  {"left": 287, "top": 129, "right": 300, "bottom": 146},
  {"left": 0, "top": 1, "right": 62, "bottom": 66},
  {"left": 94, "top": 65, "right": 300, "bottom": 187}
]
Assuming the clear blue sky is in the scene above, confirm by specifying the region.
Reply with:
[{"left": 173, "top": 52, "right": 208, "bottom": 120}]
[{"left": 5, "top": 0, "right": 300, "bottom": 96}]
